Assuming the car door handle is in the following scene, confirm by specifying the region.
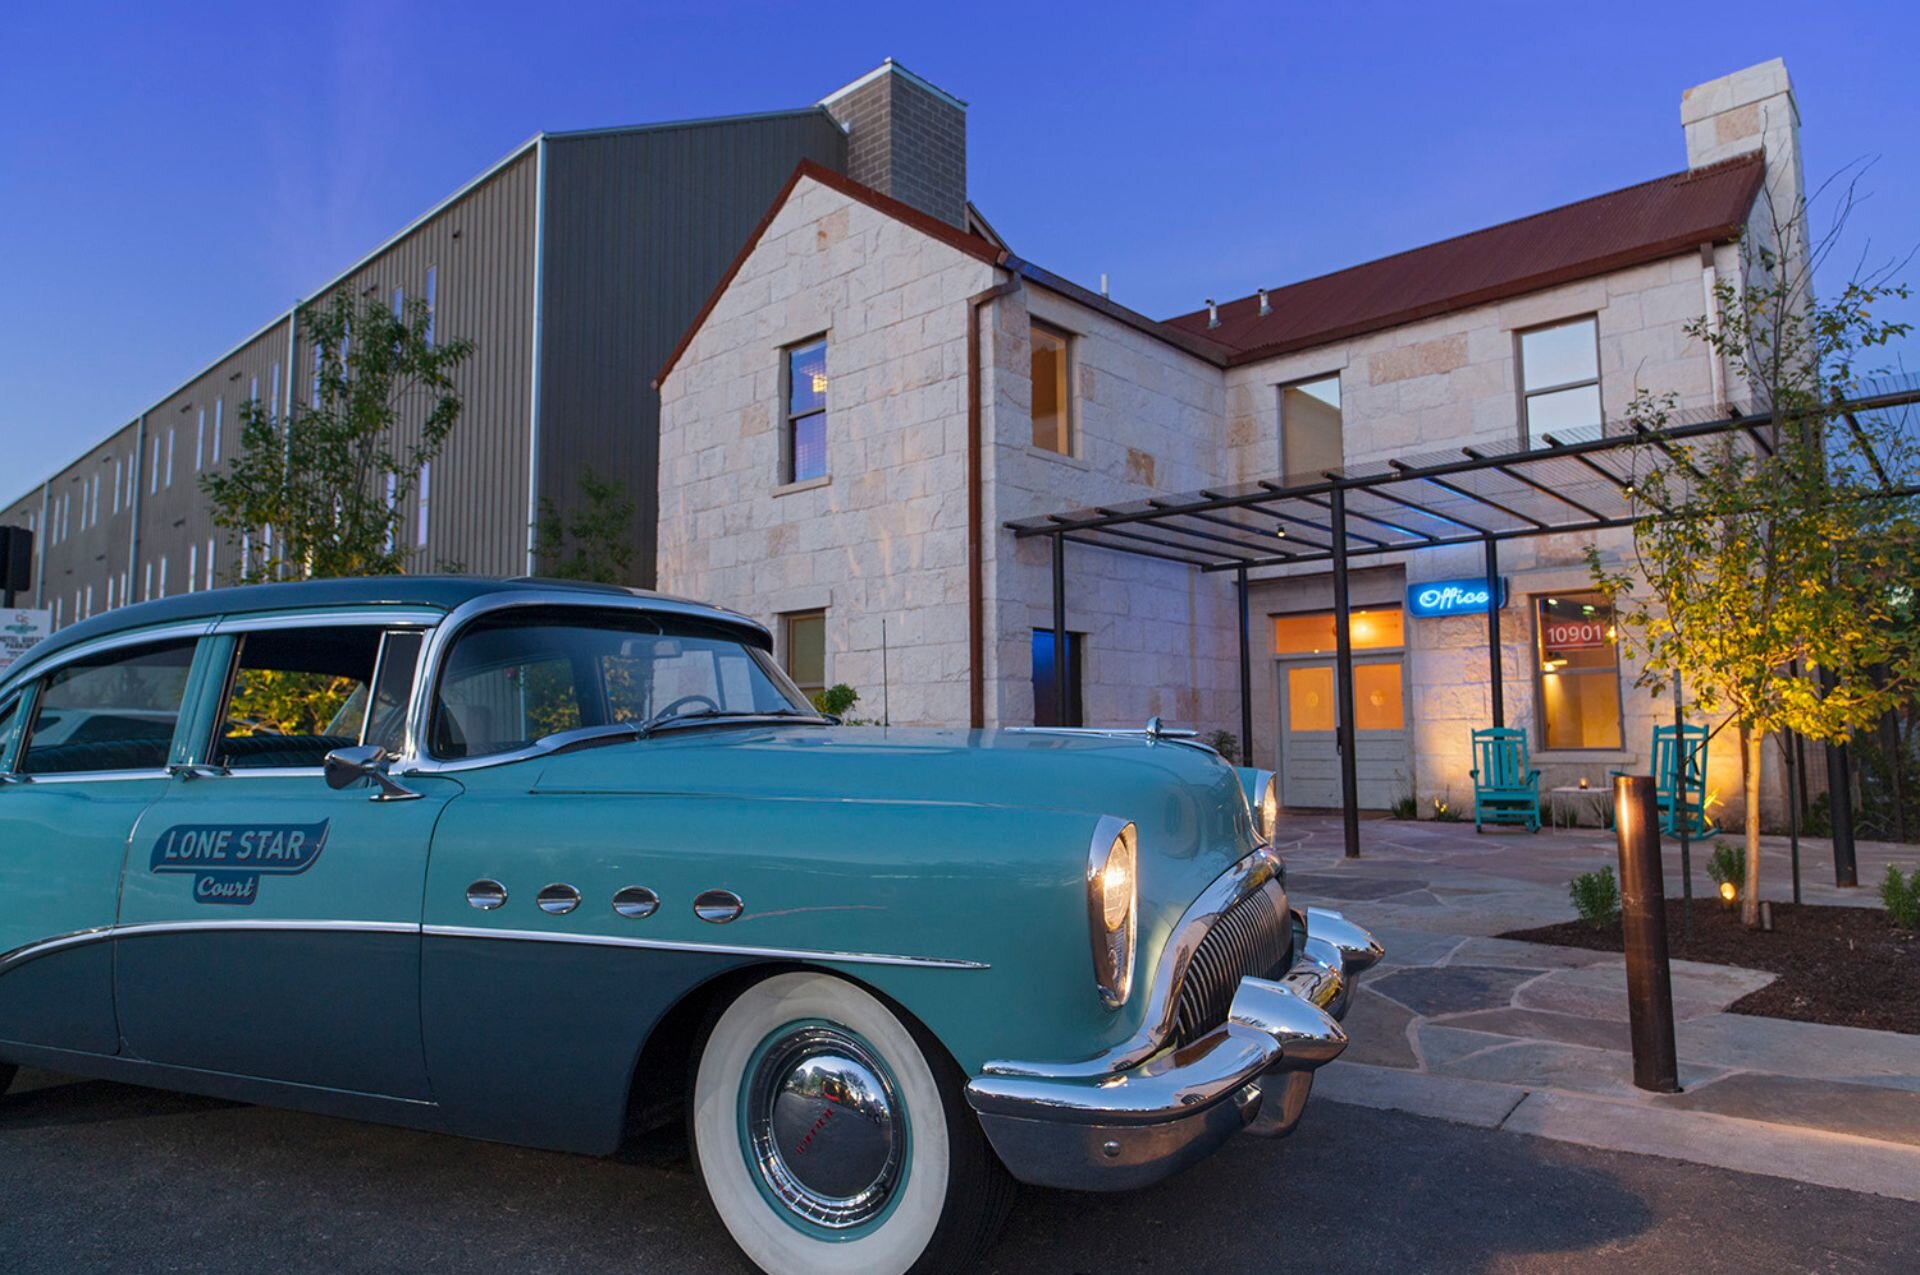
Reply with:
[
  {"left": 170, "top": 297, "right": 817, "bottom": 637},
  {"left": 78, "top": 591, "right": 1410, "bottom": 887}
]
[{"left": 168, "top": 763, "right": 231, "bottom": 781}]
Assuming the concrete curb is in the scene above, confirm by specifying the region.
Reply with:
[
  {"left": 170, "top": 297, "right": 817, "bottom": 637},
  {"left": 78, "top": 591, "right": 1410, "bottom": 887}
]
[{"left": 1316, "top": 1062, "right": 1920, "bottom": 1204}]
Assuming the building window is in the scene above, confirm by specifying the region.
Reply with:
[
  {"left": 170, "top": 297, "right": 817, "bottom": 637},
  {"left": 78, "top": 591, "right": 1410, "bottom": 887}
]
[
  {"left": 1030, "top": 322, "right": 1073, "bottom": 455},
  {"left": 1031, "top": 628, "right": 1084, "bottom": 727},
  {"left": 782, "top": 610, "right": 827, "bottom": 698},
  {"left": 270, "top": 363, "right": 280, "bottom": 414},
  {"left": 1271, "top": 606, "right": 1404, "bottom": 655},
  {"left": 425, "top": 266, "right": 437, "bottom": 346},
  {"left": 417, "top": 462, "right": 431, "bottom": 547},
  {"left": 213, "top": 398, "right": 223, "bottom": 465},
  {"left": 392, "top": 286, "right": 404, "bottom": 317},
  {"left": 785, "top": 338, "right": 828, "bottom": 483},
  {"left": 151, "top": 437, "right": 160, "bottom": 494},
  {"left": 165, "top": 429, "right": 175, "bottom": 488},
  {"left": 206, "top": 538, "right": 216, "bottom": 590},
  {"left": 187, "top": 543, "right": 198, "bottom": 593},
  {"left": 1535, "top": 592, "right": 1623, "bottom": 750},
  {"left": 1279, "top": 374, "right": 1343, "bottom": 485},
  {"left": 195, "top": 408, "right": 206, "bottom": 471},
  {"left": 1519, "top": 316, "right": 1601, "bottom": 445}
]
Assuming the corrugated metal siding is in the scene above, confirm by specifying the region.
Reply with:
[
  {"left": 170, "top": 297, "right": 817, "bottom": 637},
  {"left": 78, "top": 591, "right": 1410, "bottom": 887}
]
[
  {"left": 24, "top": 422, "right": 140, "bottom": 622},
  {"left": 298, "top": 147, "right": 540, "bottom": 579},
  {"left": 537, "top": 111, "right": 847, "bottom": 586},
  {"left": 136, "top": 324, "right": 290, "bottom": 603}
]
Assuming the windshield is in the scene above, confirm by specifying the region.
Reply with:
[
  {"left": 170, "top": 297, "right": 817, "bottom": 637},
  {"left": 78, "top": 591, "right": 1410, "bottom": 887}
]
[{"left": 429, "top": 609, "right": 811, "bottom": 760}]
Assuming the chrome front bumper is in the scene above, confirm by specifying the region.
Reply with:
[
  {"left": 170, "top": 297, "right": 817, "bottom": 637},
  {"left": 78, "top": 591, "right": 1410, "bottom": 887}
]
[{"left": 965, "top": 906, "right": 1383, "bottom": 1191}]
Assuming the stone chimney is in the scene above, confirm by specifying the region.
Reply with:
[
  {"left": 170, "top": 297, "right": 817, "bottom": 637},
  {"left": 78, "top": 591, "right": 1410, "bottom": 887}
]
[
  {"left": 820, "top": 60, "right": 968, "bottom": 229},
  {"left": 1681, "top": 59, "right": 1805, "bottom": 259}
]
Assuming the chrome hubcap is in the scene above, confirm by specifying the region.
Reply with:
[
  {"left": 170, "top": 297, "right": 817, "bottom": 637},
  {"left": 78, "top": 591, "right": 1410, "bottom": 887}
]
[{"left": 746, "top": 1026, "right": 904, "bottom": 1229}]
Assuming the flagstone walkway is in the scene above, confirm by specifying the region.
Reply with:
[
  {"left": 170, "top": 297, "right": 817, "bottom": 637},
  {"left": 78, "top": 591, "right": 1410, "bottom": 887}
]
[{"left": 1277, "top": 815, "right": 1920, "bottom": 1201}]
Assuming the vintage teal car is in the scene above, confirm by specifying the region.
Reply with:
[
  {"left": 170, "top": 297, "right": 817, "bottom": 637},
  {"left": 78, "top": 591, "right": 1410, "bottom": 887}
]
[{"left": 0, "top": 578, "right": 1380, "bottom": 1273}]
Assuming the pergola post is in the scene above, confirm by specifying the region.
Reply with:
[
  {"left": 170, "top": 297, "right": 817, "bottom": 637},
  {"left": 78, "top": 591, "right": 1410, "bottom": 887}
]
[
  {"left": 1051, "top": 532, "right": 1069, "bottom": 727},
  {"left": 1331, "top": 488, "right": 1360, "bottom": 859},
  {"left": 1818, "top": 667, "right": 1858, "bottom": 887},
  {"left": 1236, "top": 566, "right": 1253, "bottom": 766},
  {"left": 1483, "top": 535, "right": 1503, "bottom": 728}
]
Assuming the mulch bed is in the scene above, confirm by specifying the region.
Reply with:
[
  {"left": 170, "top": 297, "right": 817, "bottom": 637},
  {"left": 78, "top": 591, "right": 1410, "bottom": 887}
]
[{"left": 1503, "top": 901, "right": 1920, "bottom": 1036}]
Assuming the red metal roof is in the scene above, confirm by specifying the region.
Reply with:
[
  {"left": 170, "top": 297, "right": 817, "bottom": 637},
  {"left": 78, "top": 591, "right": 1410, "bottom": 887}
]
[{"left": 1161, "top": 154, "right": 1766, "bottom": 365}]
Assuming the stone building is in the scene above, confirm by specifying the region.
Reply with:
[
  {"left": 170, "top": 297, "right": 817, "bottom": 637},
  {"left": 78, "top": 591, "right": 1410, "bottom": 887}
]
[{"left": 656, "top": 59, "right": 1808, "bottom": 825}]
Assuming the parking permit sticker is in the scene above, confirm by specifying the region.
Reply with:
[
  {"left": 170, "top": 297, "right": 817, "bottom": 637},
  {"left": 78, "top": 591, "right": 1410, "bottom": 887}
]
[{"left": 148, "top": 821, "right": 331, "bottom": 906}]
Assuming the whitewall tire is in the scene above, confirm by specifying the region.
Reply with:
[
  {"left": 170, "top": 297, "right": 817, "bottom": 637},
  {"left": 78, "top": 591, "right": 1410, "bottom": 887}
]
[{"left": 690, "top": 971, "right": 1011, "bottom": 1275}]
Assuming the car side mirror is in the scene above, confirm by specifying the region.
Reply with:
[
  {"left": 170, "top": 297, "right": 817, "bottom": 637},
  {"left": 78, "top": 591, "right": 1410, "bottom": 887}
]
[{"left": 323, "top": 744, "right": 422, "bottom": 802}]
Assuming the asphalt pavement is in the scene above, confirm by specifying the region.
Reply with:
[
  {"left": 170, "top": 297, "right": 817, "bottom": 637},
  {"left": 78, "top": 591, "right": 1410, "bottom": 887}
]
[{"left": 1, "top": 1076, "right": 1916, "bottom": 1273}]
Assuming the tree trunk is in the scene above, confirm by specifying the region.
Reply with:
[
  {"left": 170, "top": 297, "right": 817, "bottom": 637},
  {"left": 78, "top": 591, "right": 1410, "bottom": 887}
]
[{"left": 1743, "top": 725, "right": 1764, "bottom": 930}]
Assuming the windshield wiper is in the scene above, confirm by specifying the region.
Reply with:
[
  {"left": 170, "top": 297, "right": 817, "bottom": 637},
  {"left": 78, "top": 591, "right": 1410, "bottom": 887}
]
[{"left": 635, "top": 707, "right": 819, "bottom": 738}]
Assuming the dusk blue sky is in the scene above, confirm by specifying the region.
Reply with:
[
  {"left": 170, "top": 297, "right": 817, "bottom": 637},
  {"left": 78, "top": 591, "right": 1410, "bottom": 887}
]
[{"left": 4, "top": 1, "right": 1916, "bottom": 492}]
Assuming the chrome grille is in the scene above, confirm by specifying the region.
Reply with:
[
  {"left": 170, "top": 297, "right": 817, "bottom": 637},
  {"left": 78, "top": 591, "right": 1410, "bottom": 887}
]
[{"left": 1171, "top": 883, "right": 1293, "bottom": 1046}]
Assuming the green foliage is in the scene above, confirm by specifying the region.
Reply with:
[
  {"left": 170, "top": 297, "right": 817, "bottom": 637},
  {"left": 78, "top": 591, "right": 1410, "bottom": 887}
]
[
  {"left": 1587, "top": 182, "right": 1920, "bottom": 926},
  {"left": 534, "top": 467, "right": 638, "bottom": 585},
  {"left": 202, "top": 292, "right": 474, "bottom": 582},
  {"left": 1707, "top": 841, "right": 1745, "bottom": 892},
  {"left": 1880, "top": 864, "right": 1920, "bottom": 931},
  {"left": 1430, "top": 793, "right": 1462, "bottom": 822},
  {"left": 1390, "top": 791, "right": 1418, "bottom": 820},
  {"left": 224, "top": 669, "right": 360, "bottom": 738},
  {"left": 1205, "top": 729, "right": 1239, "bottom": 760},
  {"left": 811, "top": 683, "right": 860, "bottom": 719},
  {"left": 1568, "top": 866, "right": 1622, "bottom": 930}
]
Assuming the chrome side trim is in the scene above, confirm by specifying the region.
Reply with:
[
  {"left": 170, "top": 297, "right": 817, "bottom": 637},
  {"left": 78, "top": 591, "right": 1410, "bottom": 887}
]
[
  {"left": 210, "top": 609, "right": 440, "bottom": 634},
  {"left": 421, "top": 924, "right": 989, "bottom": 970},
  {"left": 0, "top": 920, "right": 418, "bottom": 977},
  {"left": 0, "top": 926, "right": 115, "bottom": 976},
  {"left": 984, "top": 844, "right": 1284, "bottom": 1079}
]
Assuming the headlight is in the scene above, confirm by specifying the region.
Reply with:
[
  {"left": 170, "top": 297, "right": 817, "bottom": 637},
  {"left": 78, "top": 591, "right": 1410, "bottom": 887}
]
[
  {"left": 1086, "top": 818, "right": 1138, "bottom": 1009},
  {"left": 1257, "top": 772, "right": 1280, "bottom": 843}
]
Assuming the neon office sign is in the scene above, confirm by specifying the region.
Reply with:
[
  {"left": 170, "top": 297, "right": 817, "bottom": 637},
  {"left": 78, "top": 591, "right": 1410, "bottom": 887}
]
[{"left": 1407, "top": 578, "right": 1507, "bottom": 618}]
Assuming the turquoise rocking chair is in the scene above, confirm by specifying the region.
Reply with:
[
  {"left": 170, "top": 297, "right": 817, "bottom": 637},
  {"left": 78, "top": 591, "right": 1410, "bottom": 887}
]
[
  {"left": 1470, "top": 727, "right": 1542, "bottom": 832},
  {"left": 1613, "top": 723, "right": 1716, "bottom": 838}
]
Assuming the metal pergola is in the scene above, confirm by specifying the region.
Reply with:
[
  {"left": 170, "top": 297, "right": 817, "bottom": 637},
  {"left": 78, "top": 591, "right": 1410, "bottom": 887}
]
[{"left": 1009, "top": 377, "right": 1920, "bottom": 863}]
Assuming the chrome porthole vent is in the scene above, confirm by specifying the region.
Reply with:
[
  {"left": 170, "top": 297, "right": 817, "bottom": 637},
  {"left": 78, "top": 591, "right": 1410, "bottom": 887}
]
[
  {"left": 694, "top": 889, "right": 744, "bottom": 924},
  {"left": 745, "top": 1025, "right": 905, "bottom": 1229},
  {"left": 536, "top": 883, "right": 582, "bottom": 916},
  {"left": 612, "top": 886, "right": 660, "bottom": 919}
]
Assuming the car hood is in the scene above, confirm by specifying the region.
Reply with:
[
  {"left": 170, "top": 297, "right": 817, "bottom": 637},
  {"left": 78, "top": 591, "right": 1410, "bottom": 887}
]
[{"left": 529, "top": 723, "right": 1261, "bottom": 873}]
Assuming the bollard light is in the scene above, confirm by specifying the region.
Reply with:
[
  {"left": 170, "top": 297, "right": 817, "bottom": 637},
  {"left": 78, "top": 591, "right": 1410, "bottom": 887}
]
[{"left": 1718, "top": 880, "right": 1737, "bottom": 905}]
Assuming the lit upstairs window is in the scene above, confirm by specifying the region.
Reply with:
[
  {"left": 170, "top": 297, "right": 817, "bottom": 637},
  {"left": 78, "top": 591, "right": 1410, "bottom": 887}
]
[{"left": 786, "top": 339, "right": 828, "bottom": 483}]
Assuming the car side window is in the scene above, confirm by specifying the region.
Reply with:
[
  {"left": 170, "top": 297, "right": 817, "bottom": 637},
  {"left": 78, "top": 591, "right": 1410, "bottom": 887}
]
[
  {"left": 19, "top": 639, "right": 197, "bottom": 776},
  {"left": 215, "top": 627, "right": 392, "bottom": 771},
  {"left": 431, "top": 612, "right": 806, "bottom": 761}
]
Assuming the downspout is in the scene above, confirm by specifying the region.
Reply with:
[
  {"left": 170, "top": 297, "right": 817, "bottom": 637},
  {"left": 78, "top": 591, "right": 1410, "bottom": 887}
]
[
  {"left": 35, "top": 480, "right": 50, "bottom": 608},
  {"left": 967, "top": 271, "right": 1021, "bottom": 730},
  {"left": 1700, "top": 243, "right": 1727, "bottom": 410},
  {"left": 525, "top": 135, "right": 550, "bottom": 576},
  {"left": 126, "top": 414, "right": 145, "bottom": 607}
]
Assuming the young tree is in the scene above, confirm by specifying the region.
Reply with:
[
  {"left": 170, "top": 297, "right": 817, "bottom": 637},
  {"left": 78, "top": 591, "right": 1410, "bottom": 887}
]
[
  {"left": 1590, "top": 180, "right": 1918, "bottom": 927},
  {"left": 533, "top": 467, "right": 638, "bottom": 585},
  {"left": 203, "top": 292, "right": 474, "bottom": 582}
]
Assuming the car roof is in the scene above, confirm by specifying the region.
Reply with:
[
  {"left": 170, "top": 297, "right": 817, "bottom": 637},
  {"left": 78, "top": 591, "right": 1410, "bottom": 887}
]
[{"left": 5, "top": 576, "right": 766, "bottom": 689}]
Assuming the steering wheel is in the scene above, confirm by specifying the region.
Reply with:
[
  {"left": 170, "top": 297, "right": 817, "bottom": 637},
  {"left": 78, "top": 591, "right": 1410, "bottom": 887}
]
[{"left": 655, "top": 693, "right": 720, "bottom": 720}]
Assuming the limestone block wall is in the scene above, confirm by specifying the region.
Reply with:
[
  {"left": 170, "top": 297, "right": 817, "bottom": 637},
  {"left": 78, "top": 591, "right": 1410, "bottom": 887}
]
[
  {"left": 656, "top": 177, "right": 997, "bottom": 725},
  {"left": 981, "top": 285, "right": 1238, "bottom": 731}
]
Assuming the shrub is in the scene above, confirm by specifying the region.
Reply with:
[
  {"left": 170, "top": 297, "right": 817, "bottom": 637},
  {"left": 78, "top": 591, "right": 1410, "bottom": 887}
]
[
  {"left": 1568, "top": 867, "right": 1622, "bottom": 929},
  {"left": 1390, "top": 792, "right": 1418, "bottom": 820},
  {"left": 1882, "top": 864, "right": 1920, "bottom": 932},
  {"left": 1431, "top": 793, "right": 1462, "bottom": 822},
  {"left": 810, "top": 684, "right": 860, "bottom": 719},
  {"left": 1206, "top": 729, "right": 1240, "bottom": 760},
  {"left": 1707, "top": 841, "right": 1744, "bottom": 892}
]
